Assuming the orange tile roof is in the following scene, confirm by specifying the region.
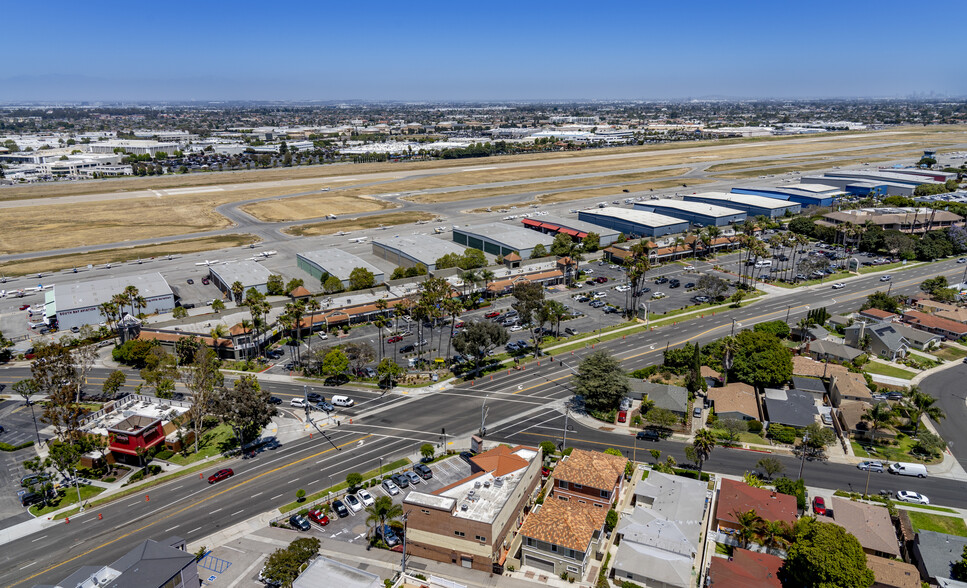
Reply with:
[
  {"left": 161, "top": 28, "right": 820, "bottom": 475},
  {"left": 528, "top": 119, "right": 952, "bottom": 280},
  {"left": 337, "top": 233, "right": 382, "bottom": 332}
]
[
  {"left": 708, "top": 548, "right": 782, "bottom": 588},
  {"left": 552, "top": 449, "right": 627, "bottom": 492},
  {"left": 289, "top": 286, "right": 312, "bottom": 298},
  {"left": 716, "top": 479, "right": 797, "bottom": 527},
  {"left": 469, "top": 444, "right": 530, "bottom": 477},
  {"left": 860, "top": 308, "right": 899, "bottom": 321},
  {"left": 519, "top": 496, "right": 607, "bottom": 552},
  {"left": 486, "top": 270, "right": 563, "bottom": 292},
  {"left": 137, "top": 330, "right": 233, "bottom": 349},
  {"left": 503, "top": 252, "right": 521, "bottom": 261}
]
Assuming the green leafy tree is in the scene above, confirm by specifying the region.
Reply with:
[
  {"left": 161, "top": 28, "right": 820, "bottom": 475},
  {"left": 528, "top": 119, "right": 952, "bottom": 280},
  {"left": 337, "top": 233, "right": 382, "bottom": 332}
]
[
  {"left": 691, "top": 428, "right": 716, "bottom": 476},
  {"left": 174, "top": 335, "right": 202, "bottom": 366},
  {"left": 774, "top": 476, "right": 807, "bottom": 509},
  {"left": 140, "top": 347, "right": 178, "bottom": 399},
  {"left": 376, "top": 358, "right": 404, "bottom": 388},
  {"left": 550, "top": 232, "right": 575, "bottom": 257},
  {"left": 781, "top": 518, "right": 874, "bottom": 588},
  {"left": 102, "top": 370, "right": 126, "bottom": 399},
  {"left": 420, "top": 443, "right": 435, "bottom": 461},
  {"left": 210, "top": 299, "right": 225, "bottom": 313},
  {"left": 33, "top": 344, "right": 83, "bottom": 442},
  {"left": 952, "top": 546, "right": 967, "bottom": 581},
  {"left": 719, "top": 418, "right": 746, "bottom": 445},
  {"left": 349, "top": 267, "right": 376, "bottom": 290},
  {"left": 180, "top": 347, "right": 224, "bottom": 454},
  {"left": 730, "top": 330, "right": 792, "bottom": 387},
  {"left": 172, "top": 306, "right": 188, "bottom": 319},
  {"left": 604, "top": 447, "right": 623, "bottom": 457},
  {"left": 913, "top": 430, "right": 946, "bottom": 457},
  {"left": 345, "top": 472, "right": 363, "bottom": 490},
  {"left": 539, "top": 441, "right": 557, "bottom": 457},
  {"left": 452, "top": 320, "right": 509, "bottom": 378},
  {"left": 266, "top": 274, "right": 285, "bottom": 296},
  {"left": 904, "top": 387, "right": 945, "bottom": 435},
  {"left": 530, "top": 244, "right": 548, "bottom": 259},
  {"left": 323, "top": 274, "right": 344, "bottom": 294},
  {"left": 861, "top": 402, "right": 896, "bottom": 444},
  {"left": 573, "top": 351, "right": 629, "bottom": 412},
  {"left": 582, "top": 232, "right": 600, "bottom": 252},
  {"left": 755, "top": 456, "right": 784, "bottom": 479},
  {"left": 321, "top": 348, "right": 349, "bottom": 377},
  {"left": 644, "top": 407, "right": 677, "bottom": 431},
  {"left": 261, "top": 537, "right": 321, "bottom": 586},
  {"left": 213, "top": 374, "right": 276, "bottom": 445},
  {"left": 605, "top": 509, "right": 618, "bottom": 533},
  {"left": 285, "top": 278, "right": 304, "bottom": 294},
  {"left": 753, "top": 320, "right": 791, "bottom": 339},
  {"left": 697, "top": 274, "right": 729, "bottom": 301}
]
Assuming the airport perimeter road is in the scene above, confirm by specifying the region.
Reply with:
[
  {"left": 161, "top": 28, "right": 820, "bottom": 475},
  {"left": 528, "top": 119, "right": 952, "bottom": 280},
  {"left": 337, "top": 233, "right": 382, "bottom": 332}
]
[{"left": 2, "top": 257, "right": 965, "bottom": 584}]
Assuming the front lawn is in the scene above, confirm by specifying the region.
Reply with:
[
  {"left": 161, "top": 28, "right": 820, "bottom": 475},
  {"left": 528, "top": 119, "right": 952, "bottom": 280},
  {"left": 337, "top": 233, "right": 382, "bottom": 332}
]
[
  {"left": 908, "top": 511, "right": 967, "bottom": 537},
  {"left": 931, "top": 346, "right": 967, "bottom": 361},
  {"left": 851, "top": 436, "right": 942, "bottom": 465},
  {"left": 863, "top": 362, "right": 917, "bottom": 380},
  {"left": 30, "top": 484, "right": 105, "bottom": 516},
  {"left": 166, "top": 424, "right": 237, "bottom": 466}
]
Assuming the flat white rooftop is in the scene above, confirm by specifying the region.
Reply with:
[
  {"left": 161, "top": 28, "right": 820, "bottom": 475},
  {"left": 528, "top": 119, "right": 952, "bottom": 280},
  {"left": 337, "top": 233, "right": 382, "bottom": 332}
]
[
  {"left": 581, "top": 207, "right": 687, "bottom": 228},
  {"left": 685, "top": 191, "right": 796, "bottom": 210},
  {"left": 636, "top": 199, "right": 745, "bottom": 217}
]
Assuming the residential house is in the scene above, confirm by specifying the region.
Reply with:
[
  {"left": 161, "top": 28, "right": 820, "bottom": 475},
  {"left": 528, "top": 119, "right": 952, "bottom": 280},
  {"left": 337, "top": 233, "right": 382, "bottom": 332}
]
[
  {"left": 792, "top": 355, "right": 850, "bottom": 379},
  {"left": 909, "top": 295, "right": 960, "bottom": 316},
  {"left": 902, "top": 310, "right": 967, "bottom": 341},
  {"left": 40, "top": 537, "right": 199, "bottom": 588},
  {"left": 804, "top": 339, "right": 865, "bottom": 364},
  {"left": 859, "top": 308, "right": 900, "bottom": 323},
  {"left": 867, "top": 554, "right": 921, "bottom": 588},
  {"left": 837, "top": 399, "right": 894, "bottom": 440},
  {"left": 701, "top": 366, "right": 722, "bottom": 388},
  {"left": 936, "top": 306, "right": 967, "bottom": 325},
  {"left": 793, "top": 324, "right": 831, "bottom": 342},
  {"left": 706, "top": 382, "right": 760, "bottom": 421},
  {"left": 551, "top": 448, "right": 627, "bottom": 509},
  {"left": 791, "top": 376, "right": 827, "bottom": 398},
  {"left": 707, "top": 548, "right": 783, "bottom": 588},
  {"left": 517, "top": 496, "right": 607, "bottom": 579},
  {"left": 912, "top": 531, "right": 967, "bottom": 585},
  {"left": 629, "top": 380, "right": 689, "bottom": 418},
  {"left": 403, "top": 445, "right": 542, "bottom": 572},
  {"left": 845, "top": 322, "right": 909, "bottom": 360},
  {"left": 612, "top": 472, "right": 709, "bottom": 588},
  {"left": 715, "top": 479, "right": 797, "bottom": 533},
  {"left": 829, "top": 372, "right": 873, "bottom": 406},
  {"left": 763, "top": 388, "right": 818, "bottom": 429},
  {"left": 891, "top": 322, "right": 944, "bottom": 350},
  {"left": 829, "top": 497, "right": 901, "bottom": 558}
]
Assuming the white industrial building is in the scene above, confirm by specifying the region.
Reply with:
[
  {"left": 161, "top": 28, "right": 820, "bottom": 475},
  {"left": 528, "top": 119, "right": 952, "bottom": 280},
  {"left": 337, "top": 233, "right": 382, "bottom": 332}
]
[
  {"left": 452, "top": 223, "right": 555, "bottom": 258},
  {"left": 577, "top": 208, "right": 689, "bottom": 238},
  {"left": 683, "top": 192, "right": 801, "bottom": 219},
  {"left": 297, "top": 249, "right": 385, "bottom": 289},
  {"left": 49, "top": 272, "right": 174, "bottom": 331},
  {"left": 208, "top": 261, "right": 272, "bottom": 297},
  {"left": 372, "top": 236, "right": 467, "bottom": 271},
  {"left": 633, "top": 199, "right": 747, "bottom": 227},
  {"left": 86, "top": 140, "right": 182, "bottom": 156}
]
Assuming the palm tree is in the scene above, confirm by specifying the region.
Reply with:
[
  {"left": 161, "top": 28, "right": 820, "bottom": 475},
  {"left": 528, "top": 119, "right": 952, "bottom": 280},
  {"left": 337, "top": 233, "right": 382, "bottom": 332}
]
[
  {"left": 760, "top": 520, "right": 791, "bottom": 552},
  {"left": 459, "top": 270, "right": 477, "bottom": 297},
  {"left": 859, "top": 332, "right": 872, "bottom": 352},
  {"left": 692, "top": 428, "right": 716, "bottom": 477},
  {"left": 479, "top": 269, "right": 495, "bottom": 298},
  {"left": 210, "top": 324, "right": 227, "bottom": 341},
  {"left": 305, "top": 298, "right": 321, "bottom": 358},
  {"left": 904, "top": 387, "right": 946, "bottom": 435},
  {"left": 230, "top": 281, "right": 244, "bottom": 305},
  {"left": 862, "top": 402, "right": 897, "bottom": 444},
  {"left": 443, "top": 296, "right": 463, "bottom": 362},
  {"left": 365, "top": 495, "right": 404, "bottom": 541},
  {"left": 123, "top": 285, "right": 140, "bottom": 318},
  {"left": 721, "top": 335, "right": 738, "bottom": 384},
  {"left": 239, "top": 319, "right": 254, "bottom": 361},
  {"left": 98, "top": 301, "right": 119, "bottom": 341},
  {"left": 733, "top": 510, "right": 765, "bottom": 549}
]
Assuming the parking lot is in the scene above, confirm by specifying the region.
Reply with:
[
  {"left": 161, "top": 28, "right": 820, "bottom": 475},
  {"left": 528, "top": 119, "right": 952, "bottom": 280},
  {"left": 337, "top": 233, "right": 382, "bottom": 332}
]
[
  {"left": 292, "top": 455, "right": 473, "bottom": 545},
  {"left": 0, "top": 399, "right": 44, "bottom": 527}
]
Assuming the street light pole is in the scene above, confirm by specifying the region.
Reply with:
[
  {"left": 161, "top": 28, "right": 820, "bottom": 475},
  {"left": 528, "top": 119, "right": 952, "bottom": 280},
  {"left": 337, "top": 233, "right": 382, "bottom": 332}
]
[
  {"left": 73, "top": 467, "right": 83, "bottom": 512},
  {"left": 731, "top": 319, "right": 736, "bottom": 337},
  {"left": 562, "top": 404, "right": 571, "bottom": 452},
  {"left": 786, "top": 305, "right": 792, "bottom": 324}
]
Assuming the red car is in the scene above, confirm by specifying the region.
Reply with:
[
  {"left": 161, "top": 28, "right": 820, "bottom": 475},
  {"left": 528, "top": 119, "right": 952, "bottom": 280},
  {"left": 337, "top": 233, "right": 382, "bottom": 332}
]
[
  {"left": 541, "top": 467, "right": 551, "bottom": 477},
  {"left": 617, "top": 411, "right": 627, "bottom": 423},
  {"left": 387, "top": 335, "right": 403, "bottom": 343},
  {"left": 454, "top": 321, "right": 465, "bottom": 329},
  {"left": 307, "top": 509, "right": 330, "bottom": 526},
  {"left": 207, "top": 468, "right": 234, "bottom": 484},
  {"left": 595, "top": 277, "right": 609, "bottom": 284},
  {"left": 19, "top": 304, "right": 30, "bottom": 311},
  {"left": 484, "top": 311, "right": 501, "bottom": 319},
  {"left": 812, "top": 496, "right": 826, "bottom": 516}
]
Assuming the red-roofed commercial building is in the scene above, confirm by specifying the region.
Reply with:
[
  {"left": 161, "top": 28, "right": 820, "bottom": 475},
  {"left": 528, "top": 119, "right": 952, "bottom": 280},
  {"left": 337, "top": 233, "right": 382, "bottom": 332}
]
[
  {"left": 715, "top": 479, "right": 797, "bottom": 532},
  {"left": 107, "top": 415, "right": 166, "bottom": 465},
  {"left": 707, "top": 548, "right": 783, "bottom": 587}
]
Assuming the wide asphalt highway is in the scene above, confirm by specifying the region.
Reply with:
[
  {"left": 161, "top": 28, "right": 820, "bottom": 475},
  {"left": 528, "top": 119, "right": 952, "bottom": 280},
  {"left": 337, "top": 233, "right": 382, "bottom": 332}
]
[{"left": 2, "top": 256, "right": 966, "bottom": 585}]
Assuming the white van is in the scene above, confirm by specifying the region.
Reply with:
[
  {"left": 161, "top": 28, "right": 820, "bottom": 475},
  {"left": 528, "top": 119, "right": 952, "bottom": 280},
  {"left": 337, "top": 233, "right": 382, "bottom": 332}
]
[
  {"left": 331, "top": 395, "right": 355, "bottom": 408},
  {"left": 888, "top": 462, "right": 927, "bottom": 478},
  {"left": 754, "top": 260, "right": 772, "bottom": 268}
]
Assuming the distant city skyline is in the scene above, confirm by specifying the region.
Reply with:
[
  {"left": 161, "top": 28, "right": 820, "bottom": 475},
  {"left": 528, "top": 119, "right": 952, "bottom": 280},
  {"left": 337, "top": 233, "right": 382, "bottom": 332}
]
[{"left": 3, "top": 0, "right": 965, "bottom": 102}]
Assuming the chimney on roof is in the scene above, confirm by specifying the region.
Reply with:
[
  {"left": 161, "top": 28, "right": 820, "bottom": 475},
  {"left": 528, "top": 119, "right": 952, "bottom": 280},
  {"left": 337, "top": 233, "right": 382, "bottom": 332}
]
[{"left": 771, "top": 491, "right": 777, "bottom": 498}]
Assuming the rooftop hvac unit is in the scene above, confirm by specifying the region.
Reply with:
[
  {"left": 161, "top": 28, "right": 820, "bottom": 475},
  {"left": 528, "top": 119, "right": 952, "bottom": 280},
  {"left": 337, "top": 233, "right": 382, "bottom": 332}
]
[
  {"left": 461, "top": 503, "right": 469, "bottom": 511},
  {"left": 474, "top": 481, "right": 481, "bottom": 488},
  {"left": 494, "top": 478, "right": 504, "bottom": 487},
  {"left": 483, "top": 480, "right": 491, "bottom": 488}
]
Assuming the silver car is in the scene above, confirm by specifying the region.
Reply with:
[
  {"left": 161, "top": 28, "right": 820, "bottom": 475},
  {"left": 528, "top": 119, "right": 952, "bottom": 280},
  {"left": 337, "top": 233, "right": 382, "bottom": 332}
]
[
  {"left": 405, "top": 471, "right": 422, "bottom": 485},
  {"left": 382, "top": 479, "right": 400, "bottom": 496}
]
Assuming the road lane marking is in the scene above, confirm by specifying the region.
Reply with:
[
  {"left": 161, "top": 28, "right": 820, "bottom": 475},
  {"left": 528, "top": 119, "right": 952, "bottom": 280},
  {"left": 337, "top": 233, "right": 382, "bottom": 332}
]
[
  {"left": 231, "top": 510, "right": 244, "bottom": 516},
  {"left": 19, "top": 562, "right": 37, "bottom": 570},
  {"left": 271, "top": 494, "right": 283, "bottom": 500},
  {"left": 188, "top": 527, "right": 202, "bottom": 534},
  {"left": 209, "top": 508, "right": 222, "bottom": 514},
  {"left": 165, "top": 525, "right": 179, "bottom": 532},
  {"left": 14, "top": 435, "right": 372, "bottom": 587},
  {"left": 30, "top": 535, "right": 47, "bottom": 543},
  {"left": 251, "top": 492, "right": 262, "bottom": 498}
]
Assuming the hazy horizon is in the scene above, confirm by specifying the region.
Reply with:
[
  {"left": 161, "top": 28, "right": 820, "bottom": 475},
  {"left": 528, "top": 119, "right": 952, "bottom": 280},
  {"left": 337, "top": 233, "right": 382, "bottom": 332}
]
[{"left": 3, "top": 0, "right": 965, "bottom": 102}]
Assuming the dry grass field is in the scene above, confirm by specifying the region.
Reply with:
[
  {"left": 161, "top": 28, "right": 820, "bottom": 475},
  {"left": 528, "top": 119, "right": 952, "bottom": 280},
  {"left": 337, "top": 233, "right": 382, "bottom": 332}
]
[
  {"left": 466, "top": 178, "right": 717, "bottom": 212},
  {"left": 0, "top": 235, "right": 257, "bottom": 276},
  {"left": 284, "top": 211, "right": 437, "bottom": 237},
  {"left": 712, "top": 151, "right": 926, "bottom": 179}
]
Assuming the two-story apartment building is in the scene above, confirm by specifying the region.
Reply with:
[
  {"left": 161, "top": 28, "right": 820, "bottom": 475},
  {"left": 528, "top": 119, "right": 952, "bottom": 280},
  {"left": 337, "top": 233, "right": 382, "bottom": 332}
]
[
  {"left": 550, "top": 448, "right": 627, "bottom": 508},
  {"left": 403, "top": 445, "right": 542, "bottom": 573},
  {"left": 517, "top": 497, "right": 607, "bottom": 580}
]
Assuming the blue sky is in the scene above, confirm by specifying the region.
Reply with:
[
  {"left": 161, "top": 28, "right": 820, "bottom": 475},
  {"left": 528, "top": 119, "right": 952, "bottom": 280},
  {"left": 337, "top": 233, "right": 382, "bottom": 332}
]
[{"left": 2, "top": 0, "right": 964, "bottom": 101}]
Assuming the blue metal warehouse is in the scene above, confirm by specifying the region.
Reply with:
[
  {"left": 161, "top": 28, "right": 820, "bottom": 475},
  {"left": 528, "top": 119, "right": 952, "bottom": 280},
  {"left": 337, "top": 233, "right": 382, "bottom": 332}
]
[
  {"left": 730, "top": 183, "right": 842, "bottom": 208},
  {"left": 682, "top": 192, "right": 800, "bottom": 219},
  {"left": 632, "top": 199, "right": 746, "bottom": 227},
  {"left": 577, "top": 207, "right": 688, "bottom": 238}
]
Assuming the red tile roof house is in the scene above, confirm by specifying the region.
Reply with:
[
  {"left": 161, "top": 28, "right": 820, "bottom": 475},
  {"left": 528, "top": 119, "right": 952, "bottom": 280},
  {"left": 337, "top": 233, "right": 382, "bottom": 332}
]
[
  {"left": 715, "top": 479, "right": 797, "bottom": 535},
  {"left": 859, "top": 308, "right": 900, "bottom": 323},
  {"left": 707, "top": 547, "right": 783, "bottom": 588},
  {"left": 902, "top": 310, "right": 967, "bottom": 341},
  {"left": 550, "top": 449, "right": 628, "bottom": 509}
]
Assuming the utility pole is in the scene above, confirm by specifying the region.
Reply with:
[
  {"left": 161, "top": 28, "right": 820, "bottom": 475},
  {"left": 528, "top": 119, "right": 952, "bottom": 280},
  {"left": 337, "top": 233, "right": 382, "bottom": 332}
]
[
  {"left": 73, "top": 467, "right": 83, "bottom": 512},
  {"left": 401, "top": 511, "right": 410, "bottom": 575},
  {"left": 798, "top": 433, "right": 810, "bottom": 480},
  {"left": 731, "top": 319, "right": 736, "bottom": 337},
  {"left": 479, "top": 398, "right": 489, "bottom": 437},
  {"left": 785, "top": 305, "right": 792, "bottom": 325},
  {"left": 562, "top": 404, "right": 571, "bottom": 452}
]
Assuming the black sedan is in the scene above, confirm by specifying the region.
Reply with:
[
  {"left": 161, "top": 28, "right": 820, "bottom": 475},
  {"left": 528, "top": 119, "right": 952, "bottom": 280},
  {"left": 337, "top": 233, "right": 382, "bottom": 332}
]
[
  {"left": 332, "top": 499, "right": 349, "bottom": 518},
  {"left": 289, "top": 514, "right": 311, "bottom": 531}
]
